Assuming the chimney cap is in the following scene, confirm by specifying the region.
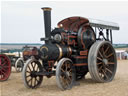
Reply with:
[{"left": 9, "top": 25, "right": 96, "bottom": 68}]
[{"left": 41, "top": 7, "right": 52, "bottom": 11}]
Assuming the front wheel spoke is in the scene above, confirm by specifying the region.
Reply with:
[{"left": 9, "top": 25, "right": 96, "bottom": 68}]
[
  {"left": 28, "top": 65, "right": 32, "bottom": 71},
  {"left": 61, "top": 68, "right": 65, "bottom": 73},
  {"left": 37, "top": 67, "right": 39, "bottom": 72},
  {"left": 35, "top": 77, "right": 39, "bottom": 82},
  {"left": 100, "top": 73, "right": 102, "bottom": 78},
  {"left": 68, "top": 76, "right": 72, "bottom": 82},
  {"left": 27, "top": 78, "right": 32, "bottom": 83},
  {"left": 31, "top": 78, "right": 33, "bottom": 86},
  {"left": 26, "top": 75, "right": 31, "bottom": 78},
  {"left": 65, "top": 78, "right": 69, "bottom": 86},
  {"left": 66, "top": 74, "right": 71, "bottom": 82},
  {"left": 67, "top": 63, "right": 71, "bottom": 69},
  {"left": 26, "top": 71, "right": 31, "bottom": 73},
  {"left": 99, "top": 72, "right": 103, "bottom": 77},
  {"left": 61, "top": 75, "right": 65, "bottom": 81},
  {"left": 33, "top": 63, "right": 36, "bottom": 69},
  {"left": 68, "top": 69, "right": 72, "bottom": 73},
  {"left": 31, "top": 63, "right": 34, "bottom": 69},
  {"left": 101, "top": 73, "right": 103, "bottom": 77},
  {"left": 34, "top": 78, "right": 36, "bottom": 86},
  {"left": 61, "top": 76, "right": 66, "bottom": 86},
  {"left": 106, "top": 53, "right": 113, "bottom": 58}
]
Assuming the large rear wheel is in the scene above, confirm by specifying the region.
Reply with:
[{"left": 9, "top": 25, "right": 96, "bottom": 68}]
[
  {"left": 22, "top": 59, "right": 43, "bottom": 88},
  {"left": 88, "top": 41, "right": 117, "bottom": 83},
  {"left": 0, "top": 54, "right": 11, "bottom": 81}
]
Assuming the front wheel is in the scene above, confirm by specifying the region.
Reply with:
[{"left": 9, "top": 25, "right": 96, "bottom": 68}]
[
  {"left": 22, "top": 59, "right": 43, "bottom": 89},
  {"left": 56, "top": 58, "right": 76, "bottom": 90}
]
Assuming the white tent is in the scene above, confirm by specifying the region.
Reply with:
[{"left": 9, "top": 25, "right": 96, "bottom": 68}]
[{"left": 116, "top": 50, "right": 128, "bottom": 60}]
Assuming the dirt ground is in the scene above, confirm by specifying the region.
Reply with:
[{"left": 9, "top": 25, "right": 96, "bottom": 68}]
[{"left": 0, "top": 60, "right": 128, "bottom": 96}]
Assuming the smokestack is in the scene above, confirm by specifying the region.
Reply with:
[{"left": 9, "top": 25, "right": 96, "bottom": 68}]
[{"left": 41, "top": 7, "right": 52, "bottom": 44}]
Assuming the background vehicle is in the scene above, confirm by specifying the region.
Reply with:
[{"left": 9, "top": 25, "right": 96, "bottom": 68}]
[
  {"left": 15, "top": 46, "right": 38, "bottom": 72},
  {"left": 0, "top": 54, "right": 11, "bottom": 81}
]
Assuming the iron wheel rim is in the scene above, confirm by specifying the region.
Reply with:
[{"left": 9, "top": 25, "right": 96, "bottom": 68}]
[
  {"left": 23, "top": 59, "right": 43, "bottom": 88},
  {"left": 0, "top": 54, "right": 11, "bottom": 81},
  {"left": 56, "top": 58, "right": 75, "bottom": 90}
]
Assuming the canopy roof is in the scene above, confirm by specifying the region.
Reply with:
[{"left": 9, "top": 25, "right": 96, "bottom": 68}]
[
  {"left": 88, "top": 18, "right": 119, "bottom": 30},
  {"left": 58, "top": 16, "right": 119, "bottom": 31}
]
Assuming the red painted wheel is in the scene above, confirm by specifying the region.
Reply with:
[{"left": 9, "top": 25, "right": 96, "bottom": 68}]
[{"left": 0, "top": 54, "right": 11, "bottom": 81}]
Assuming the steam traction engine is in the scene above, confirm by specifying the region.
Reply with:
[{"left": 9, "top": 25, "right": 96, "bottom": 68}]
[
  {"left": 15, "top": 46, "right": 38, "bottom": 72},
  {"left": 22, "top": 7, "right": 119, "bottom": 90}
]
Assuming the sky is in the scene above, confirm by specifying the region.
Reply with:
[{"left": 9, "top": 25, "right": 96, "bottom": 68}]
[{"left": 1, "top": 1, "right": 128, "bottom": 44}]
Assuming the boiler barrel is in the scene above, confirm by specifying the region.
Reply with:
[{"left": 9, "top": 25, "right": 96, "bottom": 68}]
[{"left": 40, "top": 44, "right": 72, "bottom": 61}]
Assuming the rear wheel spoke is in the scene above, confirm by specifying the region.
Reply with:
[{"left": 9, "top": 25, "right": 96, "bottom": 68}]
[
  {"left": 106, "top": 53, "right": 113, "bottom": 58},
  {"left": 108, "top": 62, "right": 115, "bottom": 64},
  {"left": 106, "top": 68, "right": 112, "bottom": 74},
  {"left": 97, "top": 57, "right": 102, "bottom": 61},
  {"left": 104, "top": 46, "right": 109, "bottom": 54},
  {"left": 97, "top": 62, "right": 102, "bottom": 65},
  {"left": 102, "top": 69, "right": 108, "bottom": 79},
  {"left": 98, "top": 51, "right": 104, "bottom": 58},
  {"left": 98, "top": 66, "right": 103, "bottom": 72}
]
